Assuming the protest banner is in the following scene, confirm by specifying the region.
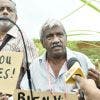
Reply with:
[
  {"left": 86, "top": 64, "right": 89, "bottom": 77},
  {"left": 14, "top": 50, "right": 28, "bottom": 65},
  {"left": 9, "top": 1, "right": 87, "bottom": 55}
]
[
  {"left": 0, "top": 51, "right": 23, "bottom": 94},
  {"left": 13, "top": 89, "right": 78, "bottom": 100}
]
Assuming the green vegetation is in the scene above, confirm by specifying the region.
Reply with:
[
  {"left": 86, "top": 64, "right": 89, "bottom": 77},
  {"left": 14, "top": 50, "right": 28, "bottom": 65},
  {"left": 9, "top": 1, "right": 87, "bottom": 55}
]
[
  {"left": 67, "top": 41, "right": 100, "bottom": 59},
  {"left": 34, "top": 39, "right": 45, "bottom": 55}
]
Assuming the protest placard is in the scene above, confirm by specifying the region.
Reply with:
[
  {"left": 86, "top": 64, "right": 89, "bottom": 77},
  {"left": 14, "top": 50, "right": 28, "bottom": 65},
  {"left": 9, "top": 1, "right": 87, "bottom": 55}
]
[
  {"left": 0, "top": 51, "right": 23, "bottom": 94},
  {"left": 13, "top": 89, "right": 78, "bottom": 100}
]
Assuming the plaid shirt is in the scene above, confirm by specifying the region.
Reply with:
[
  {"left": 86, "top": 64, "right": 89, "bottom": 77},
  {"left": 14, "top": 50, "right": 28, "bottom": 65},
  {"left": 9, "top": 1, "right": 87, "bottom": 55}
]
[{"left": 0, "top": 26, "right": 38, "bottom": 88}]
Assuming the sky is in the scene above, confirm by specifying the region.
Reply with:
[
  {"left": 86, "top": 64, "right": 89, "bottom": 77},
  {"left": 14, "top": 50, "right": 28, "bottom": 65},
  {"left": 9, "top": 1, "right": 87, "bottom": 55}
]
[{"left": 14, "top": 0, "right": 100, "bottom": 41}]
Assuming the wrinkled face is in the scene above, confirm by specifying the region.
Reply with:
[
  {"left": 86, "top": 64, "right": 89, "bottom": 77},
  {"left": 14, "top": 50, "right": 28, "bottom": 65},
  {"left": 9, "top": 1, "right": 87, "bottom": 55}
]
[
  {"left": 42, "top": 26, "right": 67, "bottom": 57},
  {"left": 0, "top": 0, "right": 17, "bottom": 32}
]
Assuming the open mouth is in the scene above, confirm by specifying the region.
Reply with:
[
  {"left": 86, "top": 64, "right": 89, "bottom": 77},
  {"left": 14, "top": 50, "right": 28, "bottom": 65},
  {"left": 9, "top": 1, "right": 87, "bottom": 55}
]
[{"left": 51, "top": 45, "right": 62, "bottom": 49}]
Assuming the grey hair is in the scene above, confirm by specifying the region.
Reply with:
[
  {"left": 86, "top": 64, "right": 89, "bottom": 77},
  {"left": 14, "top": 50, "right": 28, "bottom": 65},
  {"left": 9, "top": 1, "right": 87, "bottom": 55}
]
[
  {"left": 40, "top": 19, "right": 66, "bottom": 41},
  {"left": 9, "top": 0, "right": 16, "bottom": 6},
  {"left": 5, "top": 0, "right": 17, "bottom": 13}
]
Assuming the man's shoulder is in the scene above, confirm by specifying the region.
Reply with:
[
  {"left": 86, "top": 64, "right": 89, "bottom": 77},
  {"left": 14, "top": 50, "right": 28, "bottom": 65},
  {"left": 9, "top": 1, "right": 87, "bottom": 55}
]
[
  {"left": 31, "top": 53, "right": 46, "bottom": 64},
  {"left": 72, "top": 50, "right": 87, "bottom": 57},
  {"left": 29, "top": 53, "right": 46, "bottom": 71},
  {"left": 67, "top": 47, "right": 87, "bottom": 59}
]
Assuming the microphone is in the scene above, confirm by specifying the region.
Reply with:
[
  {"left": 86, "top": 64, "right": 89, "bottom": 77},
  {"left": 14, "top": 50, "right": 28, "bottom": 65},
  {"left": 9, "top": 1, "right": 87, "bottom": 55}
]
[
  {"left": 0, "top": 17, "right": 33, "bottom": 99},
  {"left": 65, "top": 57, "right": 85, "bottom": 83},
  {"left": 66, "top": 57, "right": 85, "bottom": 100},
  {"left": 67, "top": 57, "right": 80, "bottom": 70}
]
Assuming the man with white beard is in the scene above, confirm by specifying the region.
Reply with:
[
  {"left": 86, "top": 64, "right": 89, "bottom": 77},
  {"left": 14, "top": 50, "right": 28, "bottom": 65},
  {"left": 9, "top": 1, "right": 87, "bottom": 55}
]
[{"left": 0, "top": 0, "right": 38, "bottom": 99}]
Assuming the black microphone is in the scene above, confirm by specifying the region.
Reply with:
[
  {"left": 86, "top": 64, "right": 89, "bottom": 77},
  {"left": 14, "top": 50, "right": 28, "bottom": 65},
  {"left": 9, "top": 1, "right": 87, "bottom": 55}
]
[
  {"left": 67, "top": 57, "right": 81, "bottom": 70},
  {"left": 67, "top": 57, "right": 85, "bottom": 100},
  {"left": 0, "top": 17, "right": 34, "bottom": 99},
  {"left": 65, "top": 57, "right": 85, "bottom": 83}
]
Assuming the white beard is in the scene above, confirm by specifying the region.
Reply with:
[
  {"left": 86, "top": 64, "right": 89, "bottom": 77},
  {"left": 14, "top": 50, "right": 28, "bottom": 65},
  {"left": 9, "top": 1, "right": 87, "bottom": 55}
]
[
  {"left": 0, "top": 20, "right": 10, "bottom": 26},
  {"left": 0, "top": 20, "right": 13, "bottom": 31}
]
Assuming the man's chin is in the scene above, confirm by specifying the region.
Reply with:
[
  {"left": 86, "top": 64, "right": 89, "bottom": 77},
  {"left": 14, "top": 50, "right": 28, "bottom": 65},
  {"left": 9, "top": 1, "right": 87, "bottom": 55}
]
[
  {"left": 0, "top": 22, "right": 12, "bottom": 29},
  {"left": 52, "top": 51, "right": 64, "bottom": 57},
  {"left": 0, "top": 19, "right": 11, "bottom": 24}
]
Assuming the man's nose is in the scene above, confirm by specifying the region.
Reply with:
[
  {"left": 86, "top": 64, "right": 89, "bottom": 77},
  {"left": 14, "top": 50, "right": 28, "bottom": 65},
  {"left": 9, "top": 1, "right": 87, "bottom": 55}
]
[
  {"left": 53, "top": 35, "right": 60, "bottom": 43},
  {"left": 3, "top": 8, "right": 9, "bottom": 16}
]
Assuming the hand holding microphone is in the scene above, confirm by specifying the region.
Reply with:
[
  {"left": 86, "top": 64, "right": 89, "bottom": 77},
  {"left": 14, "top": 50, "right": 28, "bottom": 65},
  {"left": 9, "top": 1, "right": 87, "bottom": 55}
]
[
  {"left": 65, "top": 57, "right": 85, "bottom": 84},
  {"left": 65, "top": 58, "right": 100, "bottom": 100},
  {"left": 73, "top": 75, "right": 100, "bottom": 100},
  {"left": 65, "top": 57, "right": 85, "bottom": 100}
]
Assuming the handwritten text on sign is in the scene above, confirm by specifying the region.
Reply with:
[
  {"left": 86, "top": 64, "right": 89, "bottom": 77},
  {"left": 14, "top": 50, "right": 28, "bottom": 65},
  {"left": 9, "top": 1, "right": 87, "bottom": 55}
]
[
  {"left": 14, "top": 89, "right": 78, "bottom": 100},
  {"left": 14, "top": 90, "right": 66, "bottom": 100},
  {"left": 0, "top": 52, "right": 23, "bottom": 94},
  {"left": 0, "top": 55, "right": 15, "bottom": 79}
]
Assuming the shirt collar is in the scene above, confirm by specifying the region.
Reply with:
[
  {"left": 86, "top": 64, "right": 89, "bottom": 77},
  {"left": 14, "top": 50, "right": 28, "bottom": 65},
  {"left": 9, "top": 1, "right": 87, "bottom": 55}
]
[
  {"left": 39, "top": 52, "right": 47, "bottom": 63},
  {"left": 6, "top": 25, "right": 18, "bottom": 38}
]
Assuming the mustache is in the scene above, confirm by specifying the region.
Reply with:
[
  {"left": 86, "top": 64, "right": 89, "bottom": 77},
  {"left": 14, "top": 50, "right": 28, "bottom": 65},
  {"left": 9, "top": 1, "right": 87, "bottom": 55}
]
[{"left": 51, "top": 43, "right": 62, "bottom": 48}]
